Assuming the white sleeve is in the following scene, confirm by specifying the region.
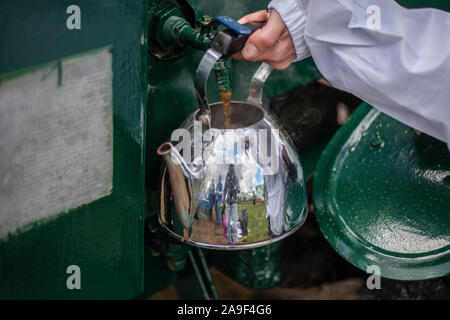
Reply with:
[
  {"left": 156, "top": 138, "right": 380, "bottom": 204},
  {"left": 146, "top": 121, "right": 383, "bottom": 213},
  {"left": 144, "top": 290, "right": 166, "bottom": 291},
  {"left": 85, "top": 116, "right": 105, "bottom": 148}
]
[
  {"left": 269, "top": 0, "right": 450, "bottom": 150},
  {"left": 268, "top": 0, "right": 311, "bottom": 61}
]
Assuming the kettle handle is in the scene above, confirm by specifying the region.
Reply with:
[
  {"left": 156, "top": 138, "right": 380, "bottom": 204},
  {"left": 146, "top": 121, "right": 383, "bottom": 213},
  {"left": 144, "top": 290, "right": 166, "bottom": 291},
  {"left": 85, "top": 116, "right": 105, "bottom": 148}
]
[{"left": 247, "top": 63, "right": 274, "bottom": 107}]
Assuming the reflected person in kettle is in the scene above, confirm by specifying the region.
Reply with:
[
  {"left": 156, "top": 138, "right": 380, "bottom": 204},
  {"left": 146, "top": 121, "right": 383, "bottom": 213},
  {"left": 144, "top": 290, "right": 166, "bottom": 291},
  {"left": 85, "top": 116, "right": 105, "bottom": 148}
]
[
  {"left": 224, "top": 164, "right": 240, "bottom": 244},
  {"left": 215, "top": 175, "right": 223, "bottom": 226}
]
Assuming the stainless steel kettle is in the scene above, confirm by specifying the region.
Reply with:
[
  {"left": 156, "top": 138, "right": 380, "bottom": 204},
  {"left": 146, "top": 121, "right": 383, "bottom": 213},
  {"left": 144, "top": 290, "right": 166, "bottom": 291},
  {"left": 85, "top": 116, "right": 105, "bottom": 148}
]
[{"left": 157, "top": 63, "right": 308, "bottom": 250}]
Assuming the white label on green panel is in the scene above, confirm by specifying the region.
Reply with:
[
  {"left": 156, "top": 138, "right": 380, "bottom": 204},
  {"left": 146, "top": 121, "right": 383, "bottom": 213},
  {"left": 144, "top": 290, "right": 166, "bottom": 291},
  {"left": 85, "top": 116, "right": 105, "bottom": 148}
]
[{"left": 0, "top": 49, "right": 113, "bottom": 239}]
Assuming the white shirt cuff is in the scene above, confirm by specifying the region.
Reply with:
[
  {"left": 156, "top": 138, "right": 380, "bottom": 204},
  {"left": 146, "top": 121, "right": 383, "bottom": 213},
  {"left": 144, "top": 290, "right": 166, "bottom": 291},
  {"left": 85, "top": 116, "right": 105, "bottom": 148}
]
[{"left": 268, "top": 0, "right": 311, "bottom": 62}]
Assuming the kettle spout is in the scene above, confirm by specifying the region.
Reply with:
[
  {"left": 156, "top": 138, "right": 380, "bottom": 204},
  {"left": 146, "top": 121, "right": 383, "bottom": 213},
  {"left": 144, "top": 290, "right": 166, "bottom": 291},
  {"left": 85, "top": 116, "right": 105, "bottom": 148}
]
[{"left": 157, "top": 142, "right": 202, "bottom": 242}]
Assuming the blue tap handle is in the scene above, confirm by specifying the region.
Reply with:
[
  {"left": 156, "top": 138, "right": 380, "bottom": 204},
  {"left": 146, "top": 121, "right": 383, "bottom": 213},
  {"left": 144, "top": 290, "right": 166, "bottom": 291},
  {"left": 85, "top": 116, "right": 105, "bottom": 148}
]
[
  {"left": 210, "top": 16, "right": 265, "bottom": 57},
  {"left": 214, "top": 16, "right": 252, "bottom": 36}
]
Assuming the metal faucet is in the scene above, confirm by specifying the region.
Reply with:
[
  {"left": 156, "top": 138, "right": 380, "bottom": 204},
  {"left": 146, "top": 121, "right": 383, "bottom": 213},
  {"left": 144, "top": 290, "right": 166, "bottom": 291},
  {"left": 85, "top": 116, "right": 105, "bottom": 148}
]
[
  {"left": 151, "top": 8, "right": 264, "bottom": 120},
  {"left": 194, "top": 17, "right": 264, "bottom": 120}
]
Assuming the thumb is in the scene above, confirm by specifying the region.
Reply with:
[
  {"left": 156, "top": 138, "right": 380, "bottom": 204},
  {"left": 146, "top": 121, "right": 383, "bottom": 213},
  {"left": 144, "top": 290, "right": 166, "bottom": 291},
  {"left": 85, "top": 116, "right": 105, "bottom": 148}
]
[
  {"left": 241, "top": 40, "right": 260, "bottom": 59},
  {"left": 241, "top": 9, "right": 285, "bottom": 60}
]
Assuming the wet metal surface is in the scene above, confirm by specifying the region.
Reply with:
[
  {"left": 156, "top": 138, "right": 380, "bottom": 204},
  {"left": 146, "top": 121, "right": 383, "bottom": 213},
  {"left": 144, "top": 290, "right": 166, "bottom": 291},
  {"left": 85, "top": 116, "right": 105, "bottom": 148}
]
[{"left": 314, "top": 103, "right": 450, "bottom": 280}]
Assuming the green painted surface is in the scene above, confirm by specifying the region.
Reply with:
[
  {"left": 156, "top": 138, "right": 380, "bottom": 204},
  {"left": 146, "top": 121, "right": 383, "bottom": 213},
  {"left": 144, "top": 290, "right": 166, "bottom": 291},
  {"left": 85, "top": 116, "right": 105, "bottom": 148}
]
[
  {"left": 135, "top": 251, "right": 177, "bottom": 299},
  {"left": 298, "top": 133, "right": 335, "bottom": 181},
  {"left": 0, "top": 0, "right": 148, "bottom": 298},
  {"left": 175, "top": 248, "right": 219, "bottom": 300},
  {"left": 211, "top": 242, "right": 283, "bottom": 290},
  {"left": 313, "top": 103, "right": 450, "bottom": 280},
  {"left": 398, "top": 0, "right": 450, "bottom": 11}
]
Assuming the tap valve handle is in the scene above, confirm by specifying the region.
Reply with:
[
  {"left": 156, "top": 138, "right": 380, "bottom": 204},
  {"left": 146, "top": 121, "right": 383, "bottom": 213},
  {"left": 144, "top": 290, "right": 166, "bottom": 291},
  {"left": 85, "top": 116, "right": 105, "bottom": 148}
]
[
  {"left": 210, "top": 16, "right": 265, "bottom": 57},
  {"left": 194, "top": 17, "right": 265, "bottom": 119}
]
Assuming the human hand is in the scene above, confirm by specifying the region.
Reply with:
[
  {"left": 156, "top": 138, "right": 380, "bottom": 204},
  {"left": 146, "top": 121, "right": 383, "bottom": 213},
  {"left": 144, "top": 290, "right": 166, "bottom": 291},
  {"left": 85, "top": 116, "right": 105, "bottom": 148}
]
[{"left": 232, "top": 9, "right": 296, "bottom": 70}]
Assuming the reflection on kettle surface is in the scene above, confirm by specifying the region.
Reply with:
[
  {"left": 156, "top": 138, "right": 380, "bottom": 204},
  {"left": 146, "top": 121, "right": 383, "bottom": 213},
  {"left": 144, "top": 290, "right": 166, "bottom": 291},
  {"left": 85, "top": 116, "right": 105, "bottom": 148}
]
[{"left": 158, "top": 102, "right": 308, "bottom": 250}]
